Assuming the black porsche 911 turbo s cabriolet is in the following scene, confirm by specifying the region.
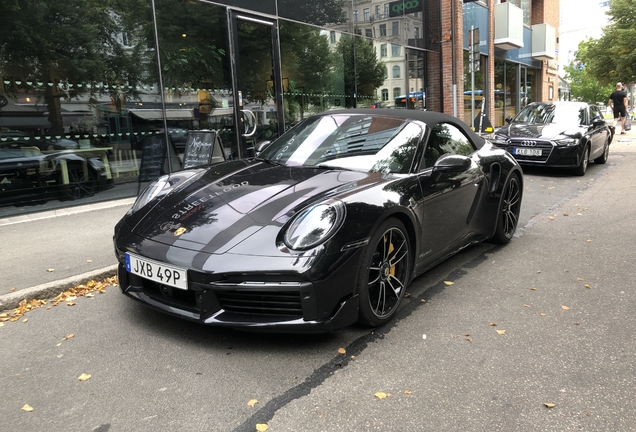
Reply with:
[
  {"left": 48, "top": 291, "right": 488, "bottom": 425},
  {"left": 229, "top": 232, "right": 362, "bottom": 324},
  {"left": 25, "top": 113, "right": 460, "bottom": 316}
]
[{"left": 113, "top": 109, "right": 523, "bottom": 332}]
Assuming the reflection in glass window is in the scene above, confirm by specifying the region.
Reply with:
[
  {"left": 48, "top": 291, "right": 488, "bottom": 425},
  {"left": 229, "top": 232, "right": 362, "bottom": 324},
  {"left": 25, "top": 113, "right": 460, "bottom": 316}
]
[
  {"left": 391, "top": 44, "right": 401, "bottom": 57},
  {"left": 384, "top": 4, "right": 390, "bottom": 16},
  {"left": 393, "top": 65, "right": 401, "bottom": 78},
  {"left": 392, "top": 21, "right": 399, "bottom": 36},
  {"left": 423, "top": 123, "right": 476, "bottom": 168},
  {"left": 381, "top": 44, "right": 387, "bottom": 57},
  {"left": 330, "top": 31, "right": 336, "bottom": 44}
]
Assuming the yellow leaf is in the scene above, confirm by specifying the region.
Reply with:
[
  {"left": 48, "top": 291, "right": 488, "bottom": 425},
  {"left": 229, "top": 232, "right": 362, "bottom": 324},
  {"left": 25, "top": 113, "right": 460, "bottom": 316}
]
[
  {"left": 21, "top": 404, "right": 34, "bottom": 412},
  {"left": 78, "top": 373, "right": 92, "bottom": 381},
  {"left": 0, "top": 313, "right": 8, "bottom": 318},
  {"left": 563, "top": 212, "right": 569, "bottom": 216},
  {"left": 530, "top": 287, "right": 537, "bottom": 291},
  {"left": 337, "top": 347, "right": 346, "bottom": 355},
  {"left": 255, "top": 424, "right": 269, "bottom": 432},
  {"left": 524, "top": 304, "right": 531, "bottom": 308},
  {"left": 86, "top": 260, "right": 93, "bottom": 263},
  {"left": 576, "top": 277, "right": 585, "bottom": 281},
  {"left": 536, "top": 270, "right": 541, "bottom": 274},
  {"left": 46, "top": 268, "right": 55, "bottom": 272},
  {"left": 247, "top": 399, "right": 259, "bottom": 407},
  {"left": 584, "top": 284, "right": 592, "bottom": 289},
  {"left": 587, "top": 239, "right": 592, "bottom": 242},
  {"left": 404, "top": 390, "right": 413, "bottom": 395},
  {"left": 540, "top": 313, "right": 547, "bottom": 316},
  {"left": 562, "top": 305, "right": 570, "bottom": 310},
  {"left": 548, "top": 216, "right": 554, "bottom": 220},
  {"left": 488, "top": 322, "right": 497, "bottom": 326},
  {"left": 0, "top": 323, "right": 5, "bottom": 327},
  {"left": 496, "top": 329, "right": 506, "bottom": 335},
  {"left": 443, "top": 281, "right": 454, "bottom": 286},
  {"left": 375, "top": 392, "right": 389, "bottom": 400},
  {"left": 420, "top": 299, "right": 426, "bottom": 303},
  {"left": 404, "top": 292, "right": 411, "bottom": 298},
  {"left": 544, "top": 403, "right": 556, "bottom": 408},
  {"left": 64, "top": 334, "right": 75, "bottom": 340},
  {"left": 23, "top": 318, "right": 28, "bottom": 323}
]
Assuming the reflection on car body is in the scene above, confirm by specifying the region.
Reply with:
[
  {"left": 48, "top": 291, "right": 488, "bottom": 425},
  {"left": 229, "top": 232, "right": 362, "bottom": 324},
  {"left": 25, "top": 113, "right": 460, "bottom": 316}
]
[
  {"left": 114, "top": 109, "right": 524, "bottom": 333},
  {"left": 493, "top": 101, "right": 613, "bottom": 176}
]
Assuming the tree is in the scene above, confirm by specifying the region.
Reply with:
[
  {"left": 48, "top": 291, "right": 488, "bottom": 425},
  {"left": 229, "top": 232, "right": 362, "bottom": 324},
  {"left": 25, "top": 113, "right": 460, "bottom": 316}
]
[
  {"left": 576, "top": 0, "right": 636, "bottom": 86},
  {"left": 336, "top": 35, "right": 386, "bottom": 108},
  {"left": 564, "top": 41, "right": 614, "bottom": 104},
  {"left": 0, "top": 0, "right": 153, "bottom": 134}
]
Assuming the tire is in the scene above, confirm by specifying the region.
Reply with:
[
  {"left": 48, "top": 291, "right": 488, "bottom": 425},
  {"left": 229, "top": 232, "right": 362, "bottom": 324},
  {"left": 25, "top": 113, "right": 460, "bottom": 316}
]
[
  {"left": 62, "top": 164, "right": 97, "bottom": 200},
  {"left": 357, "top": 218, "right": 411, "bottom": 327},
  {"left": 573, "top": 145, "right": 590, "bottom": 176},
  {"left": 490, "top": 173, "right": 521, "bottom": 244},
  {"left": 594, "top": 137, "right": 610, "bottom": 164}
]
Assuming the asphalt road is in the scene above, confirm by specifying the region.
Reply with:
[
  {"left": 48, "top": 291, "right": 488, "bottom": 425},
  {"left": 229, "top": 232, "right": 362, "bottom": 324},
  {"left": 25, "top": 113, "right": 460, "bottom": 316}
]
[{"left": 1, "top": 141, "right": 635, "bottom": 431}]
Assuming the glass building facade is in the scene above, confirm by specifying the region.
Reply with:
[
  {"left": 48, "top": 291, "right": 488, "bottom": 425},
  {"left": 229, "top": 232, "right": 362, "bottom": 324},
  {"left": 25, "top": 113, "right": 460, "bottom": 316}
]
[
  {"left": 0, "top": 0, "right": 558, "bottom": 217},
  {"left": 0, "top": 0, "right": 437, "bottom": 217}
]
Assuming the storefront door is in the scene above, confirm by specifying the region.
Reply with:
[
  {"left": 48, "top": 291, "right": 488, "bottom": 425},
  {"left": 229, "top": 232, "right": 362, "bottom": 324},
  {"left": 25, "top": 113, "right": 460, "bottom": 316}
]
[{"left": 228, "top": 11, "right": 285, "bottom": 159}]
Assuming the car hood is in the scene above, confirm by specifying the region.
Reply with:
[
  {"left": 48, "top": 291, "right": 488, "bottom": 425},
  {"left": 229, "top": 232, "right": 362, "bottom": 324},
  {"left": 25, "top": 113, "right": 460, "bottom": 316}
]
[
  {"left": 502, "top": 123, "right": 582, "bottom": 140},
  {"left": 130, "top": 160, "right": 382, "bottom": 255}
]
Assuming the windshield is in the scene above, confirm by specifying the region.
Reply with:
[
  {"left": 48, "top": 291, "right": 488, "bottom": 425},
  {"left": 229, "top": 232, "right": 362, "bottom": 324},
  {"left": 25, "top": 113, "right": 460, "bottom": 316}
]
[
  {"left": 257, "top": 114, "right": 424, "bottom": 174},
  {"left": 514, "top": 104, "right": 586, "bottom": 125}
]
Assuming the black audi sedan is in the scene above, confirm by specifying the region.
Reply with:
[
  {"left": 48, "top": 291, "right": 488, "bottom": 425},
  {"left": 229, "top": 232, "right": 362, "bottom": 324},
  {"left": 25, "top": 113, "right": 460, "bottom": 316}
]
[
  {"left": 113, "top": 109, "right": 523, "bottom": 332},
  {"left": 493, "top": 101, "right": 613, "bottom": 176}
]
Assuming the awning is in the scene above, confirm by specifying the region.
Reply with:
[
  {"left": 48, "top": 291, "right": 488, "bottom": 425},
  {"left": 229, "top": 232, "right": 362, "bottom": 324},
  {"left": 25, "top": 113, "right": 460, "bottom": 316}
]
[{"left": 129, "top": 109, "right": 195, "bottom": 121}]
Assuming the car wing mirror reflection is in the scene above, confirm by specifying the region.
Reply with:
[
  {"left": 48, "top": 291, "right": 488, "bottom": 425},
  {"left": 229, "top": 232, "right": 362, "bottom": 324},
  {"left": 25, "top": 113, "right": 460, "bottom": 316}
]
[{"left": 255, "top": 140, "right": 271, "bottom": 156}]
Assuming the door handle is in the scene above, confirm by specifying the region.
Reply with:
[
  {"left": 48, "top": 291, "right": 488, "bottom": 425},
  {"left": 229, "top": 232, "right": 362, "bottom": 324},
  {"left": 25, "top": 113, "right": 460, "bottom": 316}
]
[{"left": 241, "top": 109, "right": 257, "bottom": 137}]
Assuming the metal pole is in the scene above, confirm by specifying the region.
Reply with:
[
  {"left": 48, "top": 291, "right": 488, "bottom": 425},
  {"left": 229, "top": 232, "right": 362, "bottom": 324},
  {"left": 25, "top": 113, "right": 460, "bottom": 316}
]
[
  {"left": 149, "top": 0, "right": 172, "bottom": 173},
  {"left": 471, "top": 26, "right": 475, "bottom": 129}
]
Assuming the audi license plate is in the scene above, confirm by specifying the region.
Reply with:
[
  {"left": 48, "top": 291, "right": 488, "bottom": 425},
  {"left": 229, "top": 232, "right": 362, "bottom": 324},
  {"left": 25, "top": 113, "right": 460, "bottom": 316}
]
[
  {"left": 513, "top": 147, "right": 542, "bottom": 157},
  {"left": 125, "top": 253, "right": 188, "bottom": 290}
]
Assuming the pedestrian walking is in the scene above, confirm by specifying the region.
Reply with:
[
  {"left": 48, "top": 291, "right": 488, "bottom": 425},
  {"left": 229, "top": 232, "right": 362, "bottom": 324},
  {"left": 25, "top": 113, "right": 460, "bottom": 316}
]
[{"left": 609, "top": 82, "right": 629, "bottom": 134}]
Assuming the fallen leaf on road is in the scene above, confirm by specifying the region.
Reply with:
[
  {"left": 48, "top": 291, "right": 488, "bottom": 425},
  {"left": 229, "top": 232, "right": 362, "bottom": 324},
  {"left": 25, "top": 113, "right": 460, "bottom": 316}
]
[
  {"left": 86, "top": 260, "right": 93, "bottom": 263},
  {"left": 576, "top": 277, "right": 585, "bottom": 281},
  {"left": 584, "top": 284, "right": 592, "bottom": 289},
  {"left": 404, "top": 390, "right": 413, "bottom": 395},
  {"left": 530, "top": 287, "right": 537, "bottom": 291},
  {"left": 78, "top": 373, "right": 91, "bottom": 381},
  {"left": 338, "top": 347, "right": 346, "bottom": 355},
  {"left": 0, "top": 323, "right": 5, "bottom": 327},
  {"left": 66, "top": 302, "right": 76, "bottom": 306},
  {"left": 64, "top": 334, "right": 75, "bottom": 340},
  {"left": 496, "top": 330, "right": 506, "bottom": 335},
  {"left": 548, "top": 216, "right": 554, "bottom": 220},
  {"left": 563, "top": 212, "right": 569, "bottom": 216},
  {"left": 256, "top": 424, "right": 269, "bottom": 432},
  {"left": 420, "top": 299, "right": 426, "bottom": 303},
  {"left": 375, "top": 392, "right": 390, "bottom": 399},
  {"left": 587, "top": 239, "right": 592, "bottom": 242},
  {"left": 465, "top": 337, "right": 473, "bottom": 343},
  {"left": 544, "top": 403, "right": 556, "bottom": 408},
  {"left": 536, "top": 270, "right": 541, "bottom": 274},
  {"left": 562, "top": 305, "right": 570, "bottom": 310},
  {"left": 540, "top": 313, "right": 547, "bottom": 316},
  {"left": 488, "top": 322, "right": 497, "bottom": 326},
  {"left": 46, "top": 268, "right": 55, "bottom": 272},
  {"left": 524, "top": 304, "right": 531, "bottom": 308},
  {"left": 21, "top": 404, "right": 34, "bottom": 412},
  {"left": 22, "top": 318, "right": 28, "bottom": 323},
  {"left": 247, "top": 399, "right": 259, "bottom": 407},
  {"left": 444, "top": 281, "right": 454, "bottom": 286}
]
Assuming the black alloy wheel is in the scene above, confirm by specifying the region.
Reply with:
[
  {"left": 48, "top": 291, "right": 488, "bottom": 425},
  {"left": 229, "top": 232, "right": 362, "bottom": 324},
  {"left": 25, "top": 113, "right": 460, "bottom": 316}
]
[
  {"left": 594, "top": 137, "right": 610, "bottom": 164},
  {"left": 574, "top": 145, "right": 590, "bottom": 176},
  {"left": 490, "top": 174, "right": 521, "bottom": 244},
  {"left": 62, "top": 163, "right": 97, "bottom": 200},
  {"left": 357, "top": 218, "right": 411, "bottom": 327}
]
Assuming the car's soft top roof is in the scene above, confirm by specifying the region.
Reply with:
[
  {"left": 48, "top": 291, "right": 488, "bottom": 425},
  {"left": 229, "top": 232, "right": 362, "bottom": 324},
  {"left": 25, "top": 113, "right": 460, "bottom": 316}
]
[{"left": 319, "top": 108, "right": 486, "bottom": 149}]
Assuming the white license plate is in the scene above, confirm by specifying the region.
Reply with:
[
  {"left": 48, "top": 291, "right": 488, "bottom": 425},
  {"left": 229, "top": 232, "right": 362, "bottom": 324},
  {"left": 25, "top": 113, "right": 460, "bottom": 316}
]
[
  {"left": 125, "top": 253, "right": 188, "bottom": 290},
  {"left": 514, "top": 147, "right": 542, "bottom": 156}
]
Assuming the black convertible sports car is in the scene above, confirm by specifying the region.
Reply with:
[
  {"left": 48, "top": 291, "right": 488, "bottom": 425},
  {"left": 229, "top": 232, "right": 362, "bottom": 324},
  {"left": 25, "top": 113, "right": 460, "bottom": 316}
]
[
  {"left": 493, "top": 101, "right": 613, "bottom": 176},
  {"left": 113, "top": 109, "right": 523, "bottom": 332}
]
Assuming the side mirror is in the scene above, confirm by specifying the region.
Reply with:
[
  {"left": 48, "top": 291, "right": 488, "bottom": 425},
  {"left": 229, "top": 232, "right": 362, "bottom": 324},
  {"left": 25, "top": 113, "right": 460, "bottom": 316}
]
[
  {"left": 255, "top": 140, "right": 271, "bottom": 156},
  {"left": 430, "top": 154, "right": 471, "bottom": 182},
  {"left": 505, "top": 116, "right": 514, "bottom": 124}
]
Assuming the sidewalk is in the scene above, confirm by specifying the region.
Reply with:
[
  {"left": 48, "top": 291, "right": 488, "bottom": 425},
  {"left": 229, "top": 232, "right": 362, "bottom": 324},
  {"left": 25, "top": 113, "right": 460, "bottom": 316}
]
[{"left": 1, "top": 128, "right": 635, "bottom": 312}]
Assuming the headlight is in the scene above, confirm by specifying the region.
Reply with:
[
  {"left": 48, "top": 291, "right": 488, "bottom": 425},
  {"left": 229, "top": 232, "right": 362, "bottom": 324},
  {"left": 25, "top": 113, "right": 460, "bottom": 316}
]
[
  {"left": 284, "top": 199, "right": 346, "bottom": 250},
  {"left": 129, "top": 171, "right": 200, "bottom": 214},
  {"left": 555, "top": 138, "right": 579, "bottom": 147}
]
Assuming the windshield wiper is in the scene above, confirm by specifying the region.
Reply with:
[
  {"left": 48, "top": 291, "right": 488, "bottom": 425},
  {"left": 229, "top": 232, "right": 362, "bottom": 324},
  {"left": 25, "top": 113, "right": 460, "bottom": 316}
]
[{"left": 255, "top": 157, "right": 285, "bottom": 166}]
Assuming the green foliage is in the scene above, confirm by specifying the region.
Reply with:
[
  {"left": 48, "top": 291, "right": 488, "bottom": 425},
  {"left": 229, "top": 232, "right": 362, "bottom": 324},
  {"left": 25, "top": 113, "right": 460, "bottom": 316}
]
[
  {"left": 575, "top": 0, "right": 636, "bottom": 86},
  {"left": 336, "top": 35, "right": 386, "bottom": 106},
  {"left": 563, "top": 50, "right": 613, "bottom": 104}
]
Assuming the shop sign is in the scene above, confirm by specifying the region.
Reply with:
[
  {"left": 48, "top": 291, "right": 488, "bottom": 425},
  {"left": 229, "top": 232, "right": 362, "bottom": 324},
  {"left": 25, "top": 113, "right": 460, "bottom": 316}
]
[{"left": 388, "top": 0, "right": 420, "bottom": 17}]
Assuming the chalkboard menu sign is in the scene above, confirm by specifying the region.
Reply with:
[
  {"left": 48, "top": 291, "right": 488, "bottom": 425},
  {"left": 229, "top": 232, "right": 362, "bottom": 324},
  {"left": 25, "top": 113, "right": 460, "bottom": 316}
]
[
  {"left": 182, "top": 130, "right": 225, "bottom": 169},
  {"left": 138, "top": 134, "right": 167, "bottom": 182}
]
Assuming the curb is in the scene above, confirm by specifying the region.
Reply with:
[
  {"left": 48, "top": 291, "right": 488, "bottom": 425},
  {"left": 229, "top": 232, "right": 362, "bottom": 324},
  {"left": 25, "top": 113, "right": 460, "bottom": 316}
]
[{"left": 0, "top": 265, "right": 118, "bottom": 312}]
